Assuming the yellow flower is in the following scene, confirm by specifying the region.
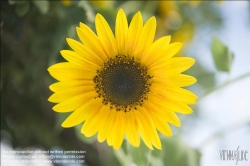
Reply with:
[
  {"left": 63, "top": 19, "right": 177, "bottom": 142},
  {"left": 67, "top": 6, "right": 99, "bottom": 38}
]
[
  {"left": 48, "top": 9, "right": 197, "bottom": 150},
  {"left": 89, "top": 0, "right": 112, "bottom": 8},
  {"left": 157, "top": 1, "right": 195, "bottom": 44},
  {"left": 158, "top": 1, "right": 177, "bottom": 17},
  {"left": 61, "top": 0, "right": 72, "bottom": 6},
  {"left": 171, "top": 22, "right": 195, "bottom": 44}
]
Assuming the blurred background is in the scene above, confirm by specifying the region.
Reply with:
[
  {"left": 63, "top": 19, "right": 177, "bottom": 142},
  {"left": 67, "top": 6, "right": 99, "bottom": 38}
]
[{"left": 1, "top": 1, "right": 250, "bottom": 166}]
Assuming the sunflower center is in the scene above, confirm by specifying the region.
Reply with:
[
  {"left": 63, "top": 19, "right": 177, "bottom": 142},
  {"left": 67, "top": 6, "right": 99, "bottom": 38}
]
[{"left": 93, "top": 55, "right": 152, "bottom": 112}]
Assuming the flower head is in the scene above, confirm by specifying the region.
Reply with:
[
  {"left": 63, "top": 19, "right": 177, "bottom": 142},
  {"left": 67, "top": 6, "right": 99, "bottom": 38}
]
[{"left": 48, "top": 9, "right": 197, "bottom": 150}]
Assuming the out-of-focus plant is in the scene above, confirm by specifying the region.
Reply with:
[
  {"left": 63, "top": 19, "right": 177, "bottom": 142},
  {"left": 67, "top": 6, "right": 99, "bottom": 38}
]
[
  {"left": 157, "top": 1, "right": 223, "bottom": 45},
  {"left": 61, "top": 0, "right": 72, "bottom": 7},
  {"left": 182, "top": 0, "right": 223, "bottom": 7},
  {"left": 89, "top": 0, "right": 113, "bottom": 8}
]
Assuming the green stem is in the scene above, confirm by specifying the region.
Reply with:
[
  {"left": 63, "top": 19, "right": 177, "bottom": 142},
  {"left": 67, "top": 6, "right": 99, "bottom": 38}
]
[
  {"left": 113, "top": 148, "right": 130, "bottom": 166},
  {"left": 199, "top": 116, "right": 250, "bottom": 150},
  {"left": 198, "top": 72, "right": 250, "bottom": 150},
  {"left": 199, "top": 72, "right": 250, "bottom": 101}
]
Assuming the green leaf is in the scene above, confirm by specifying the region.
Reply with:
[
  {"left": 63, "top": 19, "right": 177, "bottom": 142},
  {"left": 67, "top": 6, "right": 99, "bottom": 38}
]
[
  {"left": 15, "top": 1, "right": 30, "bottom": 17},
  {"left": 126, "top": 142, "right": 150, "bottom": 166},
  {"left": 211, "top": 36, "right": 234, "bottom": 72},
  {"left": 32, "top": 0, "right": 49, "bottom": 15}
]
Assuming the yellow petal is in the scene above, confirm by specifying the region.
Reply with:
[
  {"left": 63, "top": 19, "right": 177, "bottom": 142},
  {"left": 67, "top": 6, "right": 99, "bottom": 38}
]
[
  {"left": 141, "top": 35, "right": 171, "bottom": 64},
  {"left": 134, "top": 16, "right": 156, "bottom": 59},
  {"left": 125, "top": 111, "right": 140, "bottom": 147},
  {"left": 152, "top": 57, "right": 195, "bottom": 77},
  {"left": 148, "top": 111, "right": 172, "bottom": 137},
  {"left": 66, "top": 38, "right": 103, "bottom": 66},
  {"left": 112, "top": 111, "right": 126, "bottom": 150},
  {"left": 48, "top": 85, "right": 95, "bottom": 103},
  {"left": 126, "top": 11, "right": 143, "bottom": 56},
  {"left": 107, "top": 111, "right": 118, "bottom": 146},
  {"left": 82, "top": 106, "right": 110, "bottom": 137},
  {"left": 144, "top": 99, "right": 181, "bottom": 127},
  {"left": 95, "top": 13, "right": 118, "bottom": 57},
  {"left": 60, "top": 50, "right": 98, "bottom": 70},
  {"left": 134, "top": 110, "right": 153, "bottom": 150},
  {"left": 49, "top": 80, "right": 93, "bottom": 92},
  {"left": 61, "top": 99, "right": 102, "bottom": 127},
  {"left": 149, "top": 42, "right": 183, "bottom": 69},
  {"left": 48, "top": 62, "right": 94, "bottom": 81},
  {"left": 154, "top": 74, "right": 197, "bottom": 87},
  {"left": 116, "top": 9, "right": 128, "bottom": 55},
  {"left": 81, "top": 104, "right": 106, "bottom": 137},
  {"left": 137, "top": 108, "right": 162, "bottom": 150},
  {"left": 83, "top": 105, "right": 110, "bottom": 137},
  {"left": 77, "top": 24, "right": 108, "bottom": 59},
  {"left": 152, "top": 92, "right": 195, "bottom": 114},
  {"left": 97, "top": 109, "right": 116, "bottom": 143},
  {"left": 151, "top": 85, "right": 198, "bottom": 105},
  {"left": 52, "top": 92, "right": 96, "bottom": 112}
]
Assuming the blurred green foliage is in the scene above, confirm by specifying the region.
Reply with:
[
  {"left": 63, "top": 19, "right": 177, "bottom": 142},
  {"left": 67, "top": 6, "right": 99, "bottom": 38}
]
[
  {"left": 211, "top": 36, "right": 234, "bottom": 72},
  {"left": 115, "top": 136, "right": 200, "bottom": 166},
  {"left": 1, "top": 1, "right": 226, "bottom": 166}
]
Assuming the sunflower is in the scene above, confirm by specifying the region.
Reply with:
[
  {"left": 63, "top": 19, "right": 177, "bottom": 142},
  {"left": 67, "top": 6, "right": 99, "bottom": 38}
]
[{"left": 48, "top": 9, "right": 197, "bottom": 150}]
